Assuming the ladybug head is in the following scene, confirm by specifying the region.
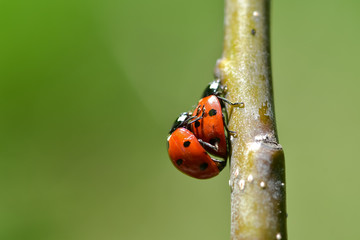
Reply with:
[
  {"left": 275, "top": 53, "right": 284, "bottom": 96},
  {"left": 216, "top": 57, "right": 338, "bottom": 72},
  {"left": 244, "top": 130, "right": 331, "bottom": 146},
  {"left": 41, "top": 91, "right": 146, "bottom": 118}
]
[
  {"left": 202, "top": 79, "right": 224, "bottom": 98},
  {"left": 169, "top": 112, "right": 192, "bottom": 134}
]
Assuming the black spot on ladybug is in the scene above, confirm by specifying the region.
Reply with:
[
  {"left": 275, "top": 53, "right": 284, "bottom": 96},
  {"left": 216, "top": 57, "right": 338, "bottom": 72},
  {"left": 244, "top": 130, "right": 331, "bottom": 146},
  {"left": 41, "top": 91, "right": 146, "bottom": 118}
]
[
  {"left": 251, "top": 29, "right": 256, "bottom": 35},
  {"left": 209, "top": 109, "right": 217, "bottom": 116},
  {"left": 195, "top": 121, "right": 200, "bottom": 128},
  {"left": 210, "top": 137, "right": 220, "bottom": 145},
  {"left": 183, "top": 141, "right": 191, "bottom": 147},
  {"left": 176, "top": 159, "right": 183, "bottom": 165},
  {"left": 200, "top": 163, "right": 208, "bottom": 170}
]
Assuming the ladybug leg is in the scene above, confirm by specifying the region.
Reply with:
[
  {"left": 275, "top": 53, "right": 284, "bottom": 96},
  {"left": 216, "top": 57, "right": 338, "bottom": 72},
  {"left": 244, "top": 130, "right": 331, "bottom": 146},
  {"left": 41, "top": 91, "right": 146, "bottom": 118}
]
[
  {"left": 183, "top": 106, "right": 204, "bottom": 126},
  {"left": 210, "top": 157, "right": 225, "bottom": 163},
  {"left": 224, "top": 123, "right": 237, "bottom": 137},
  {"left": 188, "top": 105, "right": 205, "bottom": 124},
  {"left": 195, "top": 105, "right": 205, "bottom": 116},
  {"left": 185, "top": 115, "right": 198, "bottom": 124},
  {"left": 222, "top": 112, "right": 237, "bottom": 137},
  {"left": 188, "top": 116, "right": 202, "bottom": 125},
  {"left": 194, "top": 105, "right": 202, "bottom": 116},
  {"left": 211, "top": 157, "right": 227, "bottom": 171},
  {"left": 198, "top": 139, "right": 219, "bottom": 152},
  {"left": 217, "top": 96, "right": 244, "bottom": 108}
]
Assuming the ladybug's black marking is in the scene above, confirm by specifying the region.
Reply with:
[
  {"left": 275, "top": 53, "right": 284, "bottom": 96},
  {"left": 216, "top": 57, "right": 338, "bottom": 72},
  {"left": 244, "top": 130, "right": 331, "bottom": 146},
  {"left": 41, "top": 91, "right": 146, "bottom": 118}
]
[
  {"left": 202, "top": 80, "right": 222, "bottom": 98},
  {"left": 209, "top": 109, "right": 217, "bottom": 116},
  {"left": 200, "top": 163, "right": 208, "bottom": 170},
  {"left": 169, "top": 112, "right": 191, "bottom": 134},
  {"left": 183, "top": 141, "right": 191, "bottom": 147},
  {"left": 210, "top": 137, "right": 220, "bottom": 145},
  {"left": 194, "top": 121, "right": 200, "bottom": 128},
  {"left": 251, "top": 29, "right": 256, "bottom": 35},
  {"left": 176, "top": 159, "right": 183, "bottom": 165}
]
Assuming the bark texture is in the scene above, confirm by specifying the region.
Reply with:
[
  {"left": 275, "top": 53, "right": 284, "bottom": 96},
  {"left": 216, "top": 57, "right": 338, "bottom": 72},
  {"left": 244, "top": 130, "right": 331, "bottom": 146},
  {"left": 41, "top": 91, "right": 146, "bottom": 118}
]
[{"left": 215, "top": 0, "right": 287, "bottom": 239}]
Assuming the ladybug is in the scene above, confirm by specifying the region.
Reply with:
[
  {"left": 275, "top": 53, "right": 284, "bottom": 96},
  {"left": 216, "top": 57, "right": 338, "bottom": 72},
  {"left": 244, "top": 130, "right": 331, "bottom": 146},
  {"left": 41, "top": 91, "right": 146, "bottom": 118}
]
[
  {"left": 190, "top": 79, "right": 243, "bottom": 159},
  {"left": 167, "top": 112, "right": 226, "bottom": 179}
]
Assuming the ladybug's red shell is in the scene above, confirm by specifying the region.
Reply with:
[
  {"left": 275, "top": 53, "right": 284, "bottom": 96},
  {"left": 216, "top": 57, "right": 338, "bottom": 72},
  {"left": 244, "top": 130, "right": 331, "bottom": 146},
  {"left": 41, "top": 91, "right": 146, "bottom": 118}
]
[
  {"left": 191, "top": 95, "right": 227, "bottom": 158},
  {"left": 167, "top": 128, "right": 220, "bottom": 179}
]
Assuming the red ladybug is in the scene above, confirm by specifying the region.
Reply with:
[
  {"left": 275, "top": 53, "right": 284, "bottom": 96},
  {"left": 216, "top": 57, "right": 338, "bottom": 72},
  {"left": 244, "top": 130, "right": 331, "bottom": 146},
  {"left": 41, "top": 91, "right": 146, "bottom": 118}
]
[
  {"left": 190, "top": 95, "right": 227, "bottom": 158},
  {"left": 167, "top": 112, "right": 225, "bottom": 179},
  {"left": 191, "top": 80, "right": 243, "bottom": 159},
  {"left": 167, "top": 80, "right": 243, "bottom": 179}
]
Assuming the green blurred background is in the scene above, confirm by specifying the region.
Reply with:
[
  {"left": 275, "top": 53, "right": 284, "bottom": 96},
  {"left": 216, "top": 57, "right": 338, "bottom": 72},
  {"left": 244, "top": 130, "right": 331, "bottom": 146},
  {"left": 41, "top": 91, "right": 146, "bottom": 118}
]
[{"left": 1, "top": 0, "right": 359, "bottom": 239}]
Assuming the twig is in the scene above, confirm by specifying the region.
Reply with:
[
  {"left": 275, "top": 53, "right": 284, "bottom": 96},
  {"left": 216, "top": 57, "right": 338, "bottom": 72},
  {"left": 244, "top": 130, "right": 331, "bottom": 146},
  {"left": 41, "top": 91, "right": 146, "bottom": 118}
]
[{"left": 215, "top": 0, "right": 287, "bottom": 239}]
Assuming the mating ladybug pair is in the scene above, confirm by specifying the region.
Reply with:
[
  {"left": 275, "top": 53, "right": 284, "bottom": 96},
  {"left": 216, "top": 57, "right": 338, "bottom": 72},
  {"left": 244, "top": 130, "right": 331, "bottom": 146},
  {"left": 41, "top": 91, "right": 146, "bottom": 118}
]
[{"left": 167, "top": 80, "right": 243, "bottom": 179}]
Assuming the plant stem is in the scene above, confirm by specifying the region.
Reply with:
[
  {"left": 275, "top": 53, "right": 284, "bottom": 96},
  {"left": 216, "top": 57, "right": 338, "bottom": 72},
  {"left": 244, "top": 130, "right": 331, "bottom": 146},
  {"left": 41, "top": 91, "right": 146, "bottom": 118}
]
[{"left": 215, "top": 0, "right": 287, "bottom": 239}]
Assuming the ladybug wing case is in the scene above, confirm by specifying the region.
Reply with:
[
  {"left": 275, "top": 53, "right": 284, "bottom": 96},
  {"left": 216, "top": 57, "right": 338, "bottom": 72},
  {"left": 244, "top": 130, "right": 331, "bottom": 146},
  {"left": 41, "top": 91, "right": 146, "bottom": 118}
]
[
  {"left": 167, "top": 128, "right": 220, "bottom": 179},
  {"left": 191, "top": 95, "right": 227, "bottom": 159}
]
